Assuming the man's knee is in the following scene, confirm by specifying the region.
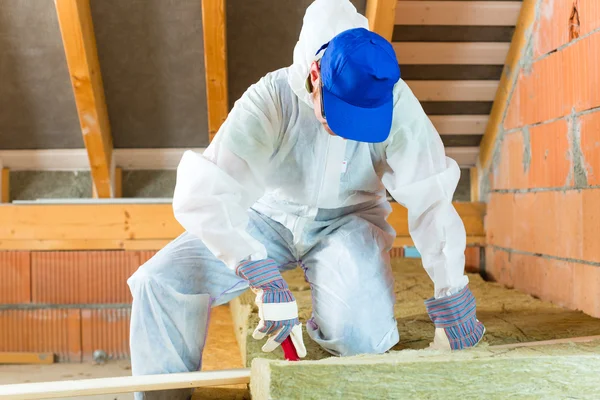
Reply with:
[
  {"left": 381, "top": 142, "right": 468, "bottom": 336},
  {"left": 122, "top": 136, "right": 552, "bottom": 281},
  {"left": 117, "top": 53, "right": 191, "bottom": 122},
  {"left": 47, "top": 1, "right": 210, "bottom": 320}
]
[{"left": 309, "top": 317, "right": 399, "bottom": 357}]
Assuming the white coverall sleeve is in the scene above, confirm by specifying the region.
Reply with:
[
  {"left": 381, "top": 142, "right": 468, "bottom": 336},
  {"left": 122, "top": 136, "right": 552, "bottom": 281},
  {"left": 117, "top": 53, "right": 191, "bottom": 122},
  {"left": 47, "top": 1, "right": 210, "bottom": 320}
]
[
  {"left": 382, "top": 82, "right": 469, "bottom": 299},
  {"left": 172, "top": 76, "right": 281, "bottom": 270}
]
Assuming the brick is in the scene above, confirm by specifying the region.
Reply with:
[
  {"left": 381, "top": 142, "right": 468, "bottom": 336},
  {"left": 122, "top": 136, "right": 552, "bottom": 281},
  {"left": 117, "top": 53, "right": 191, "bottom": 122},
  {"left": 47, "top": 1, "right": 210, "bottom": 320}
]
[
  {"left": 579, "top": 111, "right": 600, "bottom": 185},
  {"left": 582, "top": 189, "right": 600, "bottom": 262},
  {"left": 486, "top": 193, "right": 514, "bottom": 249},
  {"left": 492, "top": 130, "right": 527, "bottom": 190},
  {"left": 0, "top": 251, "right": 31, "bottom": 303},
  {"left": 32, "top": 251, "right": 139, "bottom": 304},
  {"left": 464, "top": 246, "right": 480, "bottom": 273},
  {"left": 81, "top": 308, "right": 131, "bottom": 361},
  {"left": 573, "top": 263, "right": 600, "bottom": 318},
  {"left": 535, "top": 0, "right": 600, "bottom": 58},
  {"left": 485, "top": 247, "right": 514, "bottom": 287},
  {"left": 389, "top": 248, "right": 405, "bottom": 259},
  {"left": 506, "top": 31, "right": 600, "bottom": 126},
  {"left": 540, "top": 258, "right": 575, "bottom": 309},
  {"left": 488, "top": 191, "right": 585, "bottom": 261},
  {"left": 528, "top": 119, "right": 572, "bottom": 188},
  {"left": 31, "top": 252, "right": 86, "bottom": 304},
  {"left": 534, "top": 0, "right": 572, "bottom": 58},
  {"left": 0, "top": 308, "right": 81, "bottom": 362},
  {"left": 138, "top": 250, "right": 157, "bottom": 265},
  {"left": 85, "top": 252, "right": 139, "bottom": 303}
]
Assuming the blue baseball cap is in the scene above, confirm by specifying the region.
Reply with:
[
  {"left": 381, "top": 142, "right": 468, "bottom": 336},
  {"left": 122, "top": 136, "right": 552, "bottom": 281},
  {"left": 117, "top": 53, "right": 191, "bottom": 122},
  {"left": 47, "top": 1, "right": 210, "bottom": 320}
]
[{"left": 318, "top": 28, "right": 400, "bottom": 143}]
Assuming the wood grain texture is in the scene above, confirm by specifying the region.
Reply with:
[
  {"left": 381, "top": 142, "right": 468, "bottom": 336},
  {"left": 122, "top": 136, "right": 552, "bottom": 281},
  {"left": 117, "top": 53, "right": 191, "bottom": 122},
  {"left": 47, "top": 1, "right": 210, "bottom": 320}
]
[
  {"left": 1, "top": 168, "right": 9, "bottom": 203},
  {"left": 394, "top": 42, "right": 510, "bottom": 64},
  {"left": 406, "top": 80, "right": 498, "bottom": 101},
  {"left": 366, "top": 0, "right": 398, "bottom": 41},
  {"left": 430, "top": 115, "right": 489, "bottom": 134},
  {"left": 202, "top": 0, "right": 229, "bottom": 142},
  {"left": 54, "top": 0, "right": 114, "bottom": 198},
  {"left": 470, "top": 167, "right": 480, "bottom": 201},
  {"left": 396, "top": 1, "right": 522, "bottom": 26},
  {"left": 0, "top": 202, "right": 484, "bottom": 249},
  {"left": 0, "top": 352, "right": 54, "bottom": 365},
  {"left": 479, "top": 0, "right": 537, "bottom": 170}
]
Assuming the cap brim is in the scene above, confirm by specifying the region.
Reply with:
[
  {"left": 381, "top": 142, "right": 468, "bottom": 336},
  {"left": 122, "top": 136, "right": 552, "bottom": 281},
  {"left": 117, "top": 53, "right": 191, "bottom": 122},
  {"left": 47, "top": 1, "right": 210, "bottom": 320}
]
[{"left": 322, "top": 88, "right": 393, "bottom": 143}]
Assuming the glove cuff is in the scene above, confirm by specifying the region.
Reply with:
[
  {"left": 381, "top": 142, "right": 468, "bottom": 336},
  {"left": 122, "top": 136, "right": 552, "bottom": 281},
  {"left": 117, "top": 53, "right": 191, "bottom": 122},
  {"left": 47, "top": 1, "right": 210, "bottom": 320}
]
[
  {"left": 425, "top": 285, "right": 485, "bottom": 350},
  {"left": 236, "top": 258, "right": 282, "bottom": 288}
]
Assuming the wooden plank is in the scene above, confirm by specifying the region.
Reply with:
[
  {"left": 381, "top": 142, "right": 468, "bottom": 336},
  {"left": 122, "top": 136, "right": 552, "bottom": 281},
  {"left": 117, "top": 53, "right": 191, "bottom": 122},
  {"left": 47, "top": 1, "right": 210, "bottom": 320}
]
[
  {"left": 446, "top": 147, "right": 480, "bottom": 166},
  {"left": 0, "top": 204, "right": 184, "bottom": 241},
  {"left": 394, "top": 42, "right": 510, "bottom": 64},
  {"left": 0, "top": 352, "right": 54, "bottom": 365},
  {"left": 430, "top": 115, "right": 489, "bottom": 135},
  {"left": 0, "top": 202, "right": 484, "bottom": 250},
  {"left": 470, "top": 167, "right": 480, "bottom": 201},
  {"left": 1, "top": 168, "right": 9, "bottom": 203},
  {"left": 396, "top": 1, "right": 522, "bottom": 26},
  {"left": 393, "top": 235, "right": 486, "bottom": 247},
  {"left": 0, "top": 239, "right": 171, "bottom": 251},
  {"left": 366, "top": 0, "right": 398, "bottom": 41},
  {"left": 406, "top": 80, "right": 498, "bottom": 101},
  {"left": 0, "top": 368, "right": 250, "bottom": 400},
  {"left": 54, "top": 0, "right": 114, "bottom": 198},
  {"left": 388, "top": 202, "right": 486, "bottom": 237},
  {"left": 114, "top": 167, "right": 122, "bottom": 198},
  {"left": 479, "top": 0, "right": 537, "bottom": 171},
  {"left": 201, "top": 0, "right": 229, "bottom": 142}
]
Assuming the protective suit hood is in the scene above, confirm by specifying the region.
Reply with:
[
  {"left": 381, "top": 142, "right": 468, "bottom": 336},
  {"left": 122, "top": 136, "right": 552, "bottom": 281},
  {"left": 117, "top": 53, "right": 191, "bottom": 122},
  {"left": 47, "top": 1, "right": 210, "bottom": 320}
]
[{"left": 288, "top": 0, "right": 369, "bottom": 108}]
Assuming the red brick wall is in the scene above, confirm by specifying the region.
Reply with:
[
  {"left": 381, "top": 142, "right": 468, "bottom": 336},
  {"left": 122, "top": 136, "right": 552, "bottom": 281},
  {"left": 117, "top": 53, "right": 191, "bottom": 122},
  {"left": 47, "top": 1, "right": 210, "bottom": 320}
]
[
  {"left": 0, "top": 250, "right": 154, "bottom": 361},
  {"left": 486, "top": 0, "right": 600, "bottom": 318}
]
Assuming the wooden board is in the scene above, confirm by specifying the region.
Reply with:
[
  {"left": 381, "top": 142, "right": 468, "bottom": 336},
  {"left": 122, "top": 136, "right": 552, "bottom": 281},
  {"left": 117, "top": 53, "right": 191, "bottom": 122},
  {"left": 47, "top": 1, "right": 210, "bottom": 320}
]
[
  {"left": 54, "top": 0, "right": 114, "bottom": 198},
  {"left": 406, "top": 81, "right": 498, "bottom": 102},
  {"left": 0, "top": 168, "right": 9, "bottom": 203},
  {"left": 470, "top": 167, "right": 479, "bottom": 202},
  {"left": 0, "top": 202, "right": 485, "bottom": 250},
  {"left": 366, "top": 0, "right": 398, "bottom": 41},
  {"left": 479, "top": 0, "right": 537, "bottom": 170},
  {"left": 446, "top": 147, "right": 480, "bottom": 167},
  {"left": 394, "top": 42, "right": 510, "bottom": 65},
  {"left": 388, "top": 201, "right": 486, "bottom": 237},
  {"left": 396, "top": 1, "right": 522, "bottom": 26},
  {"left": 0, "top": 369, "right": 250, "bottom": 400},
  {"left": 201, "top": 0, "right": 229, "bottom": 142},
  {"left": 0, "top": 352, "right": 54, "bottom": 365},
  {"left": 430, "top": 115, "right": 489, "bottom": 135}
]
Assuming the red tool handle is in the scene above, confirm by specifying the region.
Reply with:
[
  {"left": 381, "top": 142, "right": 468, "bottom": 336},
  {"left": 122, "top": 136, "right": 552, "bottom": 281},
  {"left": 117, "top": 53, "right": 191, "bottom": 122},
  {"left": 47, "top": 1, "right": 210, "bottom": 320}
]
[{"left": 281, "top": 337, "right": 300, "bottom": 361}]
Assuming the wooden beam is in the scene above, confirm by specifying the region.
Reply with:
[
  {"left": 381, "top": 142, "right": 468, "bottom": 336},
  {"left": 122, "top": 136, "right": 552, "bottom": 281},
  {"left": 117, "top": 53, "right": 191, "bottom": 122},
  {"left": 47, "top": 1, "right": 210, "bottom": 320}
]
[
  {"left": 0, "top": 368, "right": 250, "bottom": 400},
  {"left": 430, "top": 115, "right": 489, "bottom": 135},
  {"left": 479, "top": 0, "right": 537, "bottom": 171},
  {"left": 0, "top": 352, "right": 54, "bottom": 365},
  {"left": 446, "top": 147, "right": 480, "bottom": 167},
  {"left": 114, "top": 167, "right": 122, "bottom": 198},
  {"left": 1, "top": 168, "right": 9, "bottom": 203},
  {"left": 394, "top": 42, "right": 510, "bottom": 65},
  {"left": 470, "top": 167, "right": 480, "bottom": 202},
  {"left": 366, "top": 0, "right": 398, "bottom": 41},
  {"left": 0, "top": 202, "right": 485, "bottom": 250},
  {"left": 54, "top": 0, "right": 114, "bottom": 198},
  {"left": 201, "top": 0, "right": 229, "bottom": 142},
  {"left": 388, "top": 202, "right": 486, "bottom": 238},
  {"left": 396, "top": 1, "right": 522, "bottom": 26},
  {"left": 406, "top": 81, "right": 499, "bottom": 102}
]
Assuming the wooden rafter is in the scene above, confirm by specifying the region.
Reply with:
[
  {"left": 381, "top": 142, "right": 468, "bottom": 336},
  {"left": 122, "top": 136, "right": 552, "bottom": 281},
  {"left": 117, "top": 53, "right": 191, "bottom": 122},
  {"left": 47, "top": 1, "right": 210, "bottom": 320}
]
[
  {"left": 201, "top": 0, "right": 229, "bottom": 142},
  {"left": 0, "top": 167, "right": 8, "bottom": 203},
  {"left": 366, "top": 0, "right": 398, "bottom": 41},
  {"left": 54, "top": 0, "right": 114, "bottom": 198}
]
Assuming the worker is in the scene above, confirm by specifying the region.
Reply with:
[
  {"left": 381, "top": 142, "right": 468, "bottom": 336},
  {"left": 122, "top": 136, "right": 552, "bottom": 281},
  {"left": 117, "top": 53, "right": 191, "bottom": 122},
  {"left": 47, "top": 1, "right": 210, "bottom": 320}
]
[{"left": 127, "top": 0, "right": 485, "bottom": 398}]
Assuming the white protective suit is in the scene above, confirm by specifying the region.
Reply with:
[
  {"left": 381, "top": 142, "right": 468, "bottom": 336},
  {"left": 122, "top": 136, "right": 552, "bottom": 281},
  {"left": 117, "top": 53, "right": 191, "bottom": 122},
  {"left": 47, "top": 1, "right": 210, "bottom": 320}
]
[{"left": 128, "top": 1, "right": 469, "bottom": 398}]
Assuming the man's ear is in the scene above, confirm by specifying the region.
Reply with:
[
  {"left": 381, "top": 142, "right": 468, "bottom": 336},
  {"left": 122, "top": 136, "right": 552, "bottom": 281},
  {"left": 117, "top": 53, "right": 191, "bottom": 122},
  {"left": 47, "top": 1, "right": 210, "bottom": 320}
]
[{"left": 309, "top": 61, "right": 320, "bottom": 89}]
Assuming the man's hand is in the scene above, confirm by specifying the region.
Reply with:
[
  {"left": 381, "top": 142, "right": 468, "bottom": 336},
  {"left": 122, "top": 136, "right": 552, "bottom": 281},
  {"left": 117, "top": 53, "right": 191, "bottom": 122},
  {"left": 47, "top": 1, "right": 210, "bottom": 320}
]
[
  {"left": 236, "top": 259, "right": 307, "bottom": 357},
  {"left": 425, "top": 286, "right": 485, "bottom": 350}
]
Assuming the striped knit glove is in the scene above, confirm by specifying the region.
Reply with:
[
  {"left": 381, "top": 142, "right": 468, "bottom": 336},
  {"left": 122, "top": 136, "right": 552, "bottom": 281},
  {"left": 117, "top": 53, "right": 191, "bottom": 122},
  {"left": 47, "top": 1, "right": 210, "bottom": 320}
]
[
  {"left": 236, "top": 258, "right": 306, "bottom": 357},
  {"left": 425, "top": 285, "right": 485, "bottom": 350}
]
